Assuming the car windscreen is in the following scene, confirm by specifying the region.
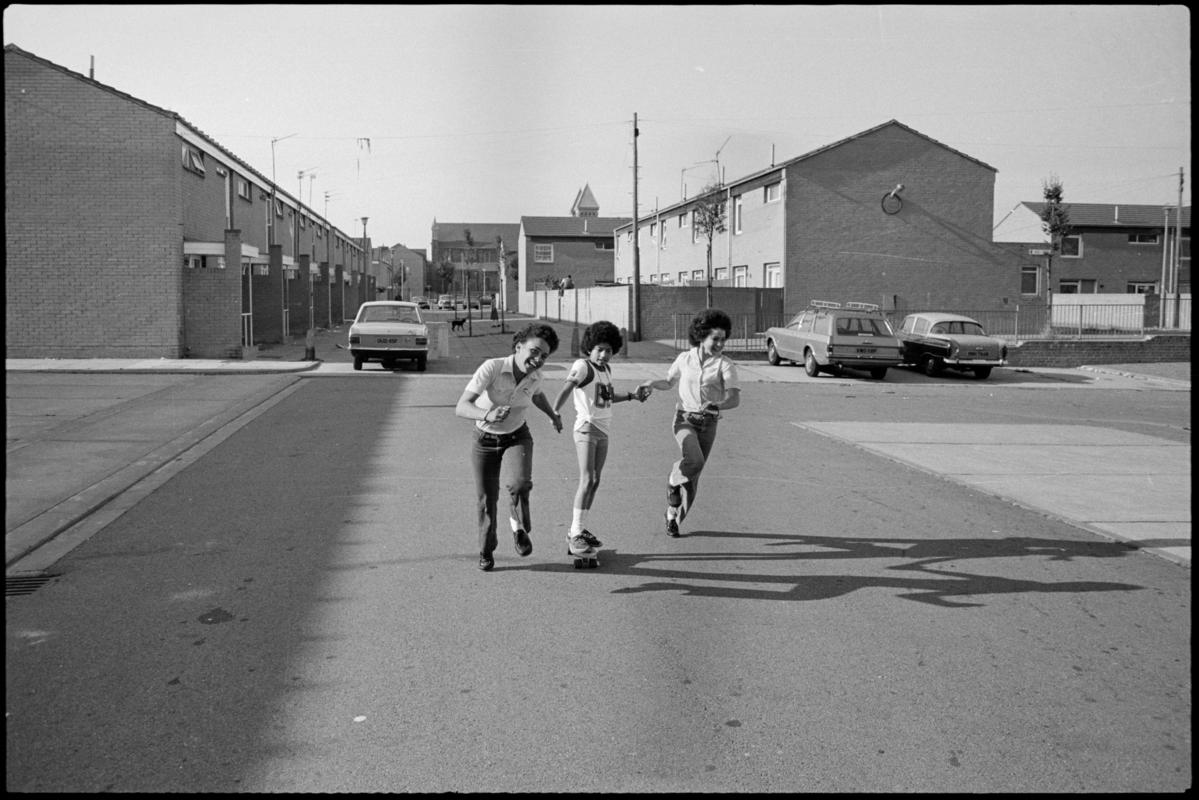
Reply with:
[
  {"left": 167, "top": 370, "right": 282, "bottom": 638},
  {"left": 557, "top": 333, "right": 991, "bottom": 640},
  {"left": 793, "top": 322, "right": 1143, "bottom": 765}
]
[{"left": 361, "top": 307, "right": 421, "bottom": 324}]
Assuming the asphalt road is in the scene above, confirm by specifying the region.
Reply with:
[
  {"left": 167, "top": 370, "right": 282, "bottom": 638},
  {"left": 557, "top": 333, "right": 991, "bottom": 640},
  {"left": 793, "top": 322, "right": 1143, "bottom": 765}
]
[{"left": 5, "top": 364, "right": 1191, "bottom": 792}]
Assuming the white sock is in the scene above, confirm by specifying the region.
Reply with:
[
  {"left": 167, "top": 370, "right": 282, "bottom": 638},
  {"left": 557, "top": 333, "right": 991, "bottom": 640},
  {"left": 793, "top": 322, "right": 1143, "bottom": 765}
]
[
  {"left": 666, "top": 506, "right": 678, "bottom": 521},
  {"left": 510, "top": 517, "right": 522, "bottom": 533},
  {"left": 570, "top": 507, "right": 586, "bottom": 536}
]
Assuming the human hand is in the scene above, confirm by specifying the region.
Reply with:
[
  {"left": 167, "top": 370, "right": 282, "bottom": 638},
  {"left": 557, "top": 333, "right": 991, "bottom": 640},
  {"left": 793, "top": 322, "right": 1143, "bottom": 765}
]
[
  {"left": 551, "top": 412, "right": 563, "bottom": 433},
  {"left": 635, "top": 385, "right": 652, "bottom": 402},
  {"left": 486, "top": 405, "right": 511, "bottom": 423}
]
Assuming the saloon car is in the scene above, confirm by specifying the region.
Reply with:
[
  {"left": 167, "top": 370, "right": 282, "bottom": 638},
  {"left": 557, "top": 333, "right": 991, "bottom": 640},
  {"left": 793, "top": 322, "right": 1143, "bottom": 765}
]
[
  {"left": 765, "top": 300, "right": 904, "bottom": 380},
  {"left": 348, "top": 301, "right": 429, "bottom": 371},
  {"left": 412, "top": 296, "right": 431, "bottom": 310},
  {"left": 896, "top": 312, "right": 1007, "bottom": 379}
]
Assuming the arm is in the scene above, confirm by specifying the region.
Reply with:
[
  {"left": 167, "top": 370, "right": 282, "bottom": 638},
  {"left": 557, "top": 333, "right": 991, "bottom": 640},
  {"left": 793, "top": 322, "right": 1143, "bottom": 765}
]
[
  {"left": 455, "top": 389, "right": 510, "bottom": 424},
  {"left": 705, "top": 387, "right": 740, "bottom": 414},
  {"left": 532, "top": 391, "right": 563, "bottom": 433},
  {"left": 551, "top": 379, "right": 578, "bottom": 415}
]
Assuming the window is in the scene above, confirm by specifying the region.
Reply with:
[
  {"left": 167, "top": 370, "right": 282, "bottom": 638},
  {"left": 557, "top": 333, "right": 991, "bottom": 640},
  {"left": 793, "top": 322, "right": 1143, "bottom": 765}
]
[
  {"left": 764, "top": 182, "right": 781, "bottom": 203},
  {"left": 1060, "top": 234, "right": 1081, "bottom": 257},
  {"left": 691, "top": 269, "right": 703, "bottom": 281},
  {"left": 184, "top": 255, "right": 202, "bottom": 269},
  {"left": 660, "top": 225, "right": 667, "bottom": 248},
  {"left": 1127, "top": 281, "right": 1158, "bottom": 294},
  {"left": 274, "top": 199, "right": 284, "bottom": 218},
  {"left": 1128, "top": 233, "right": 1159, "bottom": 245},
  {"left": 733, "top": 265, "right": 748, "bottom": 287},
  {"left": 678, "top": 211, "right": 688, "bottom": 228},
  {"left": 678, "top": 271, "right": 689, "bottom": 285},
  {"left": 692, "top": 211, "right": 699, "bottom": 243},
  {"left": 534, "top": 244, "right": 554, "bottom": 263},
  {"left": 181, "top": 144, "right": 206, "bottom": 176},
  {"left": 715, "top": 266, "right": 729, "bottom": 282},
  {"left": 733, "top": 195, "right": 743, "bottom": 234},
  {"left": 1058, "top": 279, "right": 1096, "bottom": 294},
  {"left": 594, "top": 240, "right": 613, "bottom": 250},
  {"left": 764, "top": 262, "right": 781, "bottom": 288},
  {"left": 649, "top": 222, "right": 656, "bottom": 239},
  {"left": 1181, "top": 236, "right": 1191, "bottom": 262},
  {"left": 1020, "top": 266, "right": 1039, "bottom": 295},
  {"left": 237, "top": 178, "right": 252, "bottom": 200}
]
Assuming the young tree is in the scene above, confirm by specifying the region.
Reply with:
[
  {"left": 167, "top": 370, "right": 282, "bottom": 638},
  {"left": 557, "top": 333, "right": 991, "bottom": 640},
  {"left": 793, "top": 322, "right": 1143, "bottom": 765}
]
[
  {"left": 1039, "top": 175, "right": 1071, "bottom": 318},
  {"left": 436, "top": 259, "right": 455, "bottom": 294},
  {"left": 692, "top": 183, "right": 728, "bottom": 307}
]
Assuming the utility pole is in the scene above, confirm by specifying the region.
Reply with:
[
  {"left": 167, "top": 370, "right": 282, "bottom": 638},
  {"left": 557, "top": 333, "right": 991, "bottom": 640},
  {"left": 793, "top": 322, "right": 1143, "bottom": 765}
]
[
  {"left": 1173, "top": 167, "right": 1184, "bottom": 327},
  {"left": 269, "top": 133, "right": 296, "bottom": 245},
  {"left": 631, "top": 112, "right": 641, "bottom": 342}
]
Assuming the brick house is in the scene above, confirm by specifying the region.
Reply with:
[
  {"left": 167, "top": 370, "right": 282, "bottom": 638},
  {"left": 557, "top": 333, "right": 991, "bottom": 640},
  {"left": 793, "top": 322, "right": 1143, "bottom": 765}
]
[
  {"left": 5, "top": 44, "right": 371, "bottom": 359},
  {"left": 518, "top": 185, "right": 631, "bottom": 295},
  {"left": 993, "top": 202, "right": 1191, "bottom": 297},
  {"left": 369, "top": 244, "right": 428, "bottom": 301},
  {"left": 616, "top": 120, "right": 1030, "bottom": 318}
]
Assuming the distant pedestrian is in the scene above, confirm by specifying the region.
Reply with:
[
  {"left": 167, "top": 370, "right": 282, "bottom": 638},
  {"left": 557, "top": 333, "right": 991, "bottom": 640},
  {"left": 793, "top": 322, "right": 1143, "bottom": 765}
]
[
  {"left": 550, "top": 321, "right": 649, "bottom": 556},
  {"left": 455, "top": 323, "right": 563, "bottom": 570},
  {"left": 636, "top": 308, "right": 741, "bottom": 536}
]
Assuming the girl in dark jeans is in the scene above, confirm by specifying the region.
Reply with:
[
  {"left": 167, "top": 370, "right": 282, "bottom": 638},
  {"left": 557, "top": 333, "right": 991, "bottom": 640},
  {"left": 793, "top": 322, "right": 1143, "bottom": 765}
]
[{"left": 455, "top": 323, "right": 562, "bottom": 570}]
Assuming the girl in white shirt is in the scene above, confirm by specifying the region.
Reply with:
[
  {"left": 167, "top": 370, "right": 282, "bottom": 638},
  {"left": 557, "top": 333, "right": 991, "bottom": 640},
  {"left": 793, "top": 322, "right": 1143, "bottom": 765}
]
[
  {"left": 637, "top": 308, "right": 741, "bottom": 536},
  {"left": 551, "top": 321, "right": 648, "bottom": 555}
]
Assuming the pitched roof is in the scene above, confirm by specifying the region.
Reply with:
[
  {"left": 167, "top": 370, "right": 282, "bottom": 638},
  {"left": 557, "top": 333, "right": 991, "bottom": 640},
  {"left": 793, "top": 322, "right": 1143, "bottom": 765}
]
[
  {"left": 571, "top": 184, "right": 600, "bottom": 215},
  {"left": 1019, "top": 202, "right": 1190, "bottom": 228},
  {"left": 430, "top": 222, "right": 521, "bottom": 245},
  {"left": 521, "top": 216, "right": 631, "bottom": 237}
]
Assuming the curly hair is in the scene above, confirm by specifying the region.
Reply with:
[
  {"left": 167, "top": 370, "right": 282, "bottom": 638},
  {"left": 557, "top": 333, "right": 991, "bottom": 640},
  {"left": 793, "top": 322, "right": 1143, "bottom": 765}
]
[
  {"left": 512, "top": 322, "right": 559, "bottom": 354},
  {"left": 688, "top": 308, "right": 733, "bottom": 346},
  {"left": 580, "top": 320, "right": 623, "bottom": 356}
]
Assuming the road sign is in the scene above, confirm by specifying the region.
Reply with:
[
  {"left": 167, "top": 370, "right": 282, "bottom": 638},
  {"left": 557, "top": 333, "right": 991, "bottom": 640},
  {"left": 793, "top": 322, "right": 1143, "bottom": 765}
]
[{"left": 1028, "top": 248, "right": 1050, "bottom": 255}]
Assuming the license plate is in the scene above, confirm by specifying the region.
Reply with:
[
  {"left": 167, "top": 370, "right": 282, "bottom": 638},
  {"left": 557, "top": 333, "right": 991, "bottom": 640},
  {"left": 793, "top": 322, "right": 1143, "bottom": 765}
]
[
  {"left": 377, "top": 337, "right": 398, "bottom": 344},
  {"left": 856, "top": 347, "right": 876, "bottom": 354}
]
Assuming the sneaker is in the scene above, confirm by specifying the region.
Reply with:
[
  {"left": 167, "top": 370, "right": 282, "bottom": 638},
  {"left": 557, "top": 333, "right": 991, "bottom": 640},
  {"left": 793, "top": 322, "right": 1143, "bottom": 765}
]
[
  {"left": 579, "top": 529, "right": 603, "bottom": 548},
  {"left": 665, "top": 511, "right": 679, "bottom": 537},
  {"left": 667, "top": 484, "right": 682, "bottom": 507},
  {"left": 568, "top": 535, "right": 593, "bottom": 556},
  {"left": 514, "top": 529, "right": 533, "bottom": 557},
  {"left": 478, "top": 552, "right": 494, "bottom": 571}
]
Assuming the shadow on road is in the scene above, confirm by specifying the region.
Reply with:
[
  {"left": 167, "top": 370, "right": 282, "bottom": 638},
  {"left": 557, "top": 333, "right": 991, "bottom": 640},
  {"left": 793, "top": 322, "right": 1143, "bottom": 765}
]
[{"left": 524, "top": 530, "right": 1143, "bottom": 608}]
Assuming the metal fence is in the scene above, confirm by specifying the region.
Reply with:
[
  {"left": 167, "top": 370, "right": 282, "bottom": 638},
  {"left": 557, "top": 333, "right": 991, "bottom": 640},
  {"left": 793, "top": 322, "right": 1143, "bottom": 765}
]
[{"left": 671, "top": 298, "right": 1192, "bottom": 352}]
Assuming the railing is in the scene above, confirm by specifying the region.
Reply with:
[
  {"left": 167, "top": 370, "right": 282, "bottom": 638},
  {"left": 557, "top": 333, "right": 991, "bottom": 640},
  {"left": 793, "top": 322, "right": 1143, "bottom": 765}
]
[{"left": 670, "top": 299, "right": 1192, "bottom": 352}]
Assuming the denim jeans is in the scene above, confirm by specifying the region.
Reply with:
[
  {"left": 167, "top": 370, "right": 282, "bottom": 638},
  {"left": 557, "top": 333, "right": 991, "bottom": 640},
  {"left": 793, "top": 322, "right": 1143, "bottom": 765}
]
[
  {"left": 668, "top": 409, "right": 719, "bottom": 521},
  {"left": 470, "top": 424, "right": 534, "bottom": 555}
]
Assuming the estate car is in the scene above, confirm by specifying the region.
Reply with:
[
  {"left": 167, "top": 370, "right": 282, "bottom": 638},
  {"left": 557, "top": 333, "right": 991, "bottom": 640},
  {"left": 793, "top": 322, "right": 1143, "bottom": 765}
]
[
  {"left": 896, "top": 312, "right": 1007, "bottom": 379},
  {"left": 348, "top": 301, "right": 429, "bottom": 371},
  {"left": 765, "top": 300, "right": 904, "bottom": 380}
]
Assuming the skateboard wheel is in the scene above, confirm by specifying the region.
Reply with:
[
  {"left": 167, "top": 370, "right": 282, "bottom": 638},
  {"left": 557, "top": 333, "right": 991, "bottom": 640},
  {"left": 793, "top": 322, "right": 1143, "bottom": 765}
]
[
  {"left": 587, "top": 559, "right": 598, "bottom": 569},
  {"left": 573, "top": 559, "right": 583, "bottom": 569}
]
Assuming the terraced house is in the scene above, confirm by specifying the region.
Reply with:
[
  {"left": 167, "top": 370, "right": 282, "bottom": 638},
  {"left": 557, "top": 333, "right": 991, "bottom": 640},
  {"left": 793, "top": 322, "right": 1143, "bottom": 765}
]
[{"left": 5, "top": 44, "right": 373, "bottom": 359}]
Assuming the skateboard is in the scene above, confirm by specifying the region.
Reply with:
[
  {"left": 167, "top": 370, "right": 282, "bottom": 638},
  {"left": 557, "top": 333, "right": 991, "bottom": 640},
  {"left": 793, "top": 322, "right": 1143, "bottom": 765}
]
[{"left": 567, "top": 542, "right": 600, "bottom": 569}]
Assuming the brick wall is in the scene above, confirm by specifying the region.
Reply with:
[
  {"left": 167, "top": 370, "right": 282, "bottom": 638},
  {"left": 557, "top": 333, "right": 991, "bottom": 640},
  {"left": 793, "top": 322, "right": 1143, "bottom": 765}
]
[
  {"left": 1006, "top": 335, "right": 1190, "bottom": 367},
  {"left": 182, "top": 230, "right": 243, "bottom": 358},
  {"left": 785, "top": 124, "right": 1016, "bottom": 317},
  {"left": 5, "top": 49, "right": 184, "bottom": 358}
]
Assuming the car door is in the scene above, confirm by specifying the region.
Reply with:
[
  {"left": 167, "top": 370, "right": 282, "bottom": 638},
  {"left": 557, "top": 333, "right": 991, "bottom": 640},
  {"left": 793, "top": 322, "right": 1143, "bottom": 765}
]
[{"left": 775, "top": 313, "right": 809, "bottom": 360}]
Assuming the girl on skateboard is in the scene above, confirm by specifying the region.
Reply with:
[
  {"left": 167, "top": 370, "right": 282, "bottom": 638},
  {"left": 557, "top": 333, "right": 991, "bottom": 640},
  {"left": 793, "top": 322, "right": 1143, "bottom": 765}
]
[
  {"left": 455, "top": 323, "right": 563, "bottom": 571},
  {"left": 636, "top": 308, "right": 741, "bottom": 536},
  {"left": 551, "top": 321, "right": 649, "bottom": 557}
]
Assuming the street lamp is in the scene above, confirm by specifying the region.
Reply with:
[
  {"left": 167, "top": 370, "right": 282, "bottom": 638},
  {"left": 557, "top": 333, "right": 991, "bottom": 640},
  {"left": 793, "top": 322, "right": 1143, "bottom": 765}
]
[{"left": 269, "top": 133, "right": 297, "bottom": 245}]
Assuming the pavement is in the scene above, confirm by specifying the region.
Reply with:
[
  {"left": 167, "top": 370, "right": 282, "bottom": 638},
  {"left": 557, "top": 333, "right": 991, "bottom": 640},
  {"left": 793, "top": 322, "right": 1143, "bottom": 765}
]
[{"left": 5, "top": 313, "right": 1191, "bottom": 573}]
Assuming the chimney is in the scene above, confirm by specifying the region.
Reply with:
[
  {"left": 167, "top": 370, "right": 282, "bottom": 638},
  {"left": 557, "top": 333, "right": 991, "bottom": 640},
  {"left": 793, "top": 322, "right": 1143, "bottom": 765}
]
[
  {"left": 89, "top": 55, "right": 94, "bottom": 79},
  {"left": 1114, "top": 205, "right": 1119, "bottom": 223}
]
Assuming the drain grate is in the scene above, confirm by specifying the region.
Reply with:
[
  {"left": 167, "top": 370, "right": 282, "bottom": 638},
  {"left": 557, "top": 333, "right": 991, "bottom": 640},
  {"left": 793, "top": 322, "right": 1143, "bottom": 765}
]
[{"left": 6, "top": 573, "right": 57, "bottom": 597}]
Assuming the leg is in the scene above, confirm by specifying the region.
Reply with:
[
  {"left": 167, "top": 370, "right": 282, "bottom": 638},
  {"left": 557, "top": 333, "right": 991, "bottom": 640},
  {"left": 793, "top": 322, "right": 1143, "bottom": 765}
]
[
  {"left": 470, "top": 434, "right": 503, "bottom": 558},
  {"left": 504, "top": 427, "right": 535, "bottom": 536}
]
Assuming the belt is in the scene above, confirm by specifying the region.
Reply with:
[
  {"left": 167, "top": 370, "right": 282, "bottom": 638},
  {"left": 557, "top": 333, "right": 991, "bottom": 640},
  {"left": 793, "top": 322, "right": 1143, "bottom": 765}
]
[{"left": 476, "top": 424, "right": 528, "bottom": 445}]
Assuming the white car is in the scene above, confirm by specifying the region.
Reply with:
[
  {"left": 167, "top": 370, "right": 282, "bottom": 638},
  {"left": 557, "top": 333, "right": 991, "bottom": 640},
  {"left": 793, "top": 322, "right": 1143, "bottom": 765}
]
[
  {"left": 348, "top": 301, "right": 429, "bottom": 371},
  {"left": 896, "top": 312, "right": 1007, "bottom": 379}
]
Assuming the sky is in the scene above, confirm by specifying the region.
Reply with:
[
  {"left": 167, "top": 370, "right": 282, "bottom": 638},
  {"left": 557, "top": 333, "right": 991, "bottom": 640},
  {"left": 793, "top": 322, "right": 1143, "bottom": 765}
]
[{"left": 4, "top": 4, "right": 1191, "bottom": 252}]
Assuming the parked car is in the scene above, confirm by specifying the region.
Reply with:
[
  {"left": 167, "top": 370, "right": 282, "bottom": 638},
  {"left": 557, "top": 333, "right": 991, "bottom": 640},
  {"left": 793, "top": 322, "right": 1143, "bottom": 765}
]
[
  {"left": 412, "top": 296, "right": 430, "bottom": 310},
  {"left": 437, "top": 294, "right": 454, "bottom": 310},
  {"left": 765, "top": 300, "right": 904, "bottom": 380},
  {"left": 896, "top": 312, "right": 1007, "bottom": 379},
  {"left": 478, "top": 294, "right": 493, "bottom": 307},
  {"left": 348, "top": 301, "right": 428, "bottom": 371}
]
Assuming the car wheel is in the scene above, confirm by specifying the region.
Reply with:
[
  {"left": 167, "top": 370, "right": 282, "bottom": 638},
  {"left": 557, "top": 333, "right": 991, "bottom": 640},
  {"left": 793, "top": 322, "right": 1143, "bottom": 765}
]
[
  {"left": 804, "top": 350, "right": 820, "bottom": 377},
  {"left": 869, "top": 367, "right": 887, "bottom": 380},
  {"left": 353, "top": 356, "right": 363, "bottom": 371},
  {"left": 922, "top": 355, "right": 942, "bottom": 376},
  {"left": 973, "top": 366, "right": 992, "bottom": 380},
  {"left": 416, "top": 355, "right": 427, "bottom": 372},
  {"left": 767, "top": 340, "right": 781, "bottom": 366}
]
